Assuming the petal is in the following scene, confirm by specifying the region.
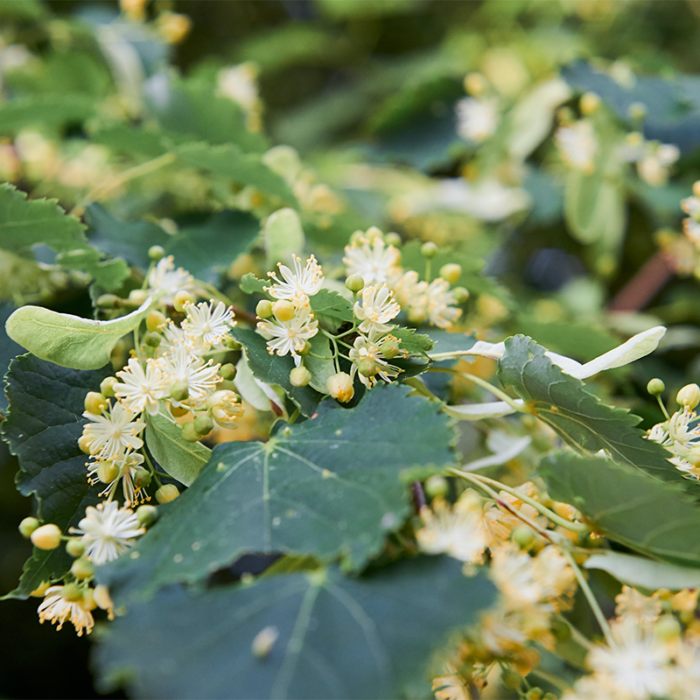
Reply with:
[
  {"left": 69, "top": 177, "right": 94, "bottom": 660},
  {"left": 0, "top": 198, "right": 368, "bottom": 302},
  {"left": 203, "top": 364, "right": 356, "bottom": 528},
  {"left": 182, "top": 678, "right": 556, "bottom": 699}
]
[{"left": 443, "top": 400, "right": 523, "bottom": 420}]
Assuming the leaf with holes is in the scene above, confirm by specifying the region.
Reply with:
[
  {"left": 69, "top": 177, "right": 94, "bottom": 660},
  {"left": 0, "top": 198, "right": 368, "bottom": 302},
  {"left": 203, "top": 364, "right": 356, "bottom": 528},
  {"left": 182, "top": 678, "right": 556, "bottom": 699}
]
[
  {"left": 97, "top": 383, "right": 454, "bottom": 602},
  {"left": 95, "top": 557, "right": 495, "bottom": 700}
]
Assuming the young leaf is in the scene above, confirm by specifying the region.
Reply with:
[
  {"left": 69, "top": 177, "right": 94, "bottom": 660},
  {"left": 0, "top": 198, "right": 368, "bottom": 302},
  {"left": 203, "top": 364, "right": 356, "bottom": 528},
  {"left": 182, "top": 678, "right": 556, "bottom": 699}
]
[
  {"left": 145, "top": 410, "right": 211, "bottom": 487},
  {"left": 1, "top": 354, "right": 110, "bottom": 598},
  {"left": 499, "top": 335, "right": 689, "bottom": 487},
  {"left": 541, "top": 452, "right": 700, "bottom": 568},
  {"left": 392, "top": 327, "right": 435, "bottom": 356},
  {"left": 264, "top": 207, "right": 305, "bottom": 268},
  {"left": 97, "top": 383, "right": 455, "bottom": 601},
  {"left": 6, "top": 298, "right": 153, "bottom": 371},
  {"left": 95, "top": 557, "right": 495, "bottom": 700},
  {"left": 230, "top": 328, "right": 323, "bottom": 417},
  {"left": 239, "top": 272, "right": 268, "bottom": 294},
  {"left": 308, "top": 288, "right": 354, "bottom": 325}
]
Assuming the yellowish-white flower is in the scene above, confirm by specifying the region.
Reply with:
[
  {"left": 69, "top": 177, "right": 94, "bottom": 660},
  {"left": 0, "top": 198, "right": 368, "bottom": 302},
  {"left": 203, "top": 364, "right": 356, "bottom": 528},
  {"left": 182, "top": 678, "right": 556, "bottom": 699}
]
[
  {"left": 147, "top": 256, "right": 194, "bottom": 304},
  {"left": 161, "top": 344, "right": 221, "bottom": 406},
  {"left": 182, "top": 301, "right": 235, "bottom": 348},
  {"left": 417, "top": 278, "right": 463, "bottom": 329},
  {"left": 82, "top": 401, "right": 146, "bottom": 460},
  {"left": 217, "top": 63, "right": 259, "bottom": 113},
  {"left": 684, "top": 217, "right": 700, "bottom": 246},
  {"left": 354, "top": 284, "right": 400, "bottom": 334},
  {"left": 615, "top": 586, "right": 661, "bottom": 624},
  {"left": 637, "top": 143, "right": 679, "bottom": 187},
  {"left": 456, "top": 97, "right": 499, "bottom": 142},
  {"left": 72, "top": 501, "right": 144, "bottom": 565},
  {"left": 343, "top": 237, "right": 401, "bottom": 284},
  {"left": 113, "top": 358, "right": 167, "bottom": 416},
  {"left": 88, "top": 451, "right": 145, "bottom": 506},
  {"left": 348, "top": 332, "right": 402, "bottom": 388},
  {"left": 416, "top": 491, "right": 488, "bottom": 564},
  {"left": 256, "top": 304, "right": 319, "bottom": 357},
  {"left": 389, "top": 269, "right": 425, "bottom": 309},
  {"left": 265, "top": 254, "right": 323, "bottom": 305},
  {"left": 556, "top": 120, "right": 597, "bottom": 172},
  {"left": 207, "top": 389, "right": 244, "bottom": 428},
  {"left": 38, "top": 585, "right": 94, "bottom": 636}
]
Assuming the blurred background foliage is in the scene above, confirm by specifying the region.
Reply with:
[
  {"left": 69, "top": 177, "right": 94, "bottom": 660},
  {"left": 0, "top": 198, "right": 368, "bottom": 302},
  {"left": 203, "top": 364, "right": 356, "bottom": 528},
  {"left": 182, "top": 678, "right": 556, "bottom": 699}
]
[{"left": 3, "top": 0, "right": 700, "bottom": 696}]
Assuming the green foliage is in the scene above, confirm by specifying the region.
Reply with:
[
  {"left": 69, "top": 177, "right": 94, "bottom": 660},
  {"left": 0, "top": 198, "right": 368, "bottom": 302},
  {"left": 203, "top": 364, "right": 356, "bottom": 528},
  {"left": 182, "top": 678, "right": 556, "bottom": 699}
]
[
  {"left": 95, "top": 557, "right": 495, "bottom": 700},
  {"left": 98, "top": 384, "right": 454, "bottom": 601},
  {"left": 240, "top": 272, "right": 268, "bottom": 294},
  {"left": 308, "top": 289, "right": 354, "bottom": 325},
  {"left": 0, "top": 94, "right": 96, "bottom": 134},
  {"left": 1, "top": 354, "right": 109, "bottom": 597},
  {"left": 264, "top": 207, "right": 305, "bottom": 268},
  {"left": 392, "top": 327, "right": 435, "bottom": 356}
]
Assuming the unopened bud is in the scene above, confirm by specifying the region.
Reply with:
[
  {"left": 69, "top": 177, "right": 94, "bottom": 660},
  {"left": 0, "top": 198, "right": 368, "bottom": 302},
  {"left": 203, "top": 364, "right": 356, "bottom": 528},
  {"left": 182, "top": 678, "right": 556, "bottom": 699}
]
[
  {"left": 84, "top": 392, "right": 107, "bottom": 415},
  {"left": 96, "top": 294, "right": 119, "bottom": 309},
  {"left": 290, "top": 366, "right": 311, "bottom": 387},
  {"left": 420, "top": 241, "right": 438, "bottom": 258},
  {"left": 66, "top": 539, "right": 85, "bottom": 558},
  {"left": 170, "top": 380, "right": 190, "bottom": 402},
  {"left": 156, "top": 484, "right": 180, "bottom": 504},
  {"left": 170, "top": 404, "right": 188, "bottom": 418},
  {"left": 655, "top": 614, "right": 681, "bottom": 641},
  {"left": 579, "top": 91, "right": 600, "bottom": 115},
  {"left": 137, "top": 504, "right": 158, "bottom": 527},
  {"left": 133, "top": 468, "right": 152, "bottom": 489},
  {"left": 327, "top": 372, "right": 354, "bottom": 403},
  {"left": 439, "top": 264, "right": 462, "bottom": 285},
  {"left": 345, "top": 274, "right": 364, "bottom": 293},
  {"left": 18, "top": 517, "right": 40, "bottom": 539},
  {"left": 407, "top": 307, "right": 428, "bottom": 326},
  {"left": 97, "top": 460, "right": 120, "bottom": 484},
  {"left": 452, "top": 287, "right": 469, "bottom": 303},
  {"left": 385, "top": 232, "right": 402, "bottom": 248},
  {"left": 252, "top": 625, "right": 280, "bottom": 658},
  {"left": 71, "top": 557, "right": 95, "bottom": 580},
  {"left": 146, "top": 310, "right": 167, "bottom": 332},
  {"left": 217, "top": 364, "right": 234, "bottom": 382},
  {"left": 647, "top": 378, "right": 665, "bottom": 396},
  {"left": 357, "top": 358, "right": 378, "bottom": 378},
  {"left": 81, "top": 588, "right": 97, "bottom": 611},
  {"left": 256, "top": 299, "right": 273, "bottom": 319},
  {"left": 31, "top": 524, "right": 62, "bottom": 550},
  {"left": 272, "top": 300, "right": 296, "bottom": 323},
  {"left": 181, "top": 422, "right": 200, "bottom": 442},
  {"left": 100, "top": 376, "right": 118, "bottom": 398},
  {"left": 94, "top": 584, "right": 113, "bottom": 611},
  {"left": 173, "top": 290, "right": 196, "bottom": 313},
  {"left": 78, "top": 434, "right": 94, "bottom": 454},
  {"left": 677, "top": 383, "right": 700, "bottom": 409},
  {"left": 223, "top": 336, "right": 242, "bottom": 350},
  {"left": 144, "top": 331, "right": 162, "bottom": 348},
  {"left": 425, "top": 475, "right": 448, "bottom": 498},
  {"left": 299, "top": 340, "right": 312, "bottom": 356},
  {"left": 61, "top": 583, "right": 83, "bottom": 602},
  {"left": 148, "top": 245, "right": 165, "bottom": 261},
  {"left": 128, "top": 289, "right": 149, "bottom": 306},
  {"left": 193, "top": 415, "right": 214, "bottom": 436},
  {"left": 512, "top": 525, "right": 535, "bottom": 549}
]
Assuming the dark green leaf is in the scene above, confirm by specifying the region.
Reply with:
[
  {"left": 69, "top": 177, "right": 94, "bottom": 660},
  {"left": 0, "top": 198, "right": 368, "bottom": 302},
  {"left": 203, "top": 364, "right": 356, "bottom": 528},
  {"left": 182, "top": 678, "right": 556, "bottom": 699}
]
[
  {"left": 98, "top": 383, "right": 455, "bottom": 601},
  {"left": 498, "top": 335, "right": 689, "bottom": 487},
  {"left": 230, "top": 328, "right": 323, "bottom": 417},
  {"left": 0, "top": 302, "right": 24, "bottom": 412},
  {"left": 95, "top": 557, "right": 495, "bottom": 700},
  {"left": 308, "top": 289, "right": 353, "bottom": 325},
  {"left": 1, "top": 354, "right": 110, "bottom": 597},
  {"left": 541, "top": 452, "right": 700, "bottom": 568}
]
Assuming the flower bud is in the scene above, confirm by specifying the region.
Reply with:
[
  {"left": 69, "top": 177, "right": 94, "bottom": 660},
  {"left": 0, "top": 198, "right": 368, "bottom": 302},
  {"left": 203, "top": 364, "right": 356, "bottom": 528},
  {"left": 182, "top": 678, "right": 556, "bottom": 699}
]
[
  {"left": 256, "top": 299, "right": 273, "bottom": 319},
  {"left": 252, "top": 625, "right": 280, "bottom": 658},
  {"left": 146, "top": 309, "right": 167, "bottom": 332},
  {"left": 100, "top": 376, "right": 118, "bottom": 398},
  {"left": 156, "top": 484, "right": 180, "bottom": 504},
  {"left": 345, "top": 274, "right": 364, "bottom": 293},
  {"left": 424, "top": 475, "right": 448, "bottom": 498},
  {"left": 170, "top": 404, "right": 188, "bottom": 418},
  {"left": 96, "top": 294, "right": 119, "bottom": 309},
  {"left": 219, "top": 363, "right": 236, "bottom": 381},
  {"left": 133, "top": 468, "right": 152, "bottom": 489},
  {"left": 655, "top": 614, "right": 681, "bottom": 641},
  {"left": 378, "top": 337, "right": 400, "bottom": 359},
  {"left": 84, "top": 392, "right": 107, "bottom": 415},
  {"left": 78, "top": 434, "right": 94, "bottom": 454},
  {"left": 439, "top": 264, "right": 462, "bottom": 284},
  {"left": 677, "top": 383, "right": 700, "bottom": 409},
  {"left": 128, "top": 289, "right": 150, "bottom": 306},
  {"left": 80, "top": 588, "right": 97, "bottom": 611},
  {"left": 272, "top": 300, "right": 296, "bottom": 323},
  {"left": 385, "top": 232, "right": 402, "bottom": 247},
  {"left": 193, "top": 415, "right": 214, "bottom": 436},
  {"left": 94, "top": 584, "right": 113, "bottom": 612},
  {"left": 61, "top": 583, "right": 83, "bottom": 602},
  {"left": 299, "top": 340, "right": 312, "bottom": 356},
  {"left": 137, "top": 504, "right": 158, "bottom": 527},
  {"left": 290, "top": 366, "right": 311, "bottom": 387},
  {"left": 173, "top": 290, "right": 196, "bottom": 313},
  {"left": 512, "top": 526, "right": 535, "bottom": 549},
  {"left": 148, "top": 245, "right": 165, "bottom": 261},
  {"left": 19, "top": 517, "right": 40, "bottom": 539},
  {"left": 452, "top": 287, "right": 469, "bottom": 303},
  {"left": 97, "top": 460, "right": 120, "bottom": 484},
  {"left": 170, "top": 380, "right": 190, "bottom": 402},
  {"left": 31, "top": 524, "right": 62, "bottom": 550},
  {"left": 223, "top": 336, "right": 242, "bottom": 350},
  {"left": 71, "top": 557, "right": 95, "bottom": 581},
  {"left": 181, "top": 422, "right": 200, "bottom": 442},
  {"left": 407, "top": 307, "right": 428, "bottom": 325},
  {"left": 327, "top": 372, "right": 354, "bottom": 403},
  {"left": 420, "top": 241, "right": 438, "bottom": 258},
  {"left": 647, "top": 378, "right": 665, "bottom": 396},
  {"left": 144, "top": 331, "right": 162, "bottom": 348},
  {"left": 357, "top": 358, "right": 378, "bottom": 378},
  {"left": 579, "top": 91, "right": 600, "bottom": 115},
  {"left": 66, "top": 539, "right": 85, "bottom": 558}
]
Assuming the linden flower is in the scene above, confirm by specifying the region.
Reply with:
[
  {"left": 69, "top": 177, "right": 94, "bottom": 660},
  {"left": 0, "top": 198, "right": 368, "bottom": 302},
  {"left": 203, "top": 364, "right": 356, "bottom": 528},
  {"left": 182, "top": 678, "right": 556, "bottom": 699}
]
[
  {"left": 348, "top": 332, "right": 402, "bottom": 388},
  {"left": 256, "top": 304, "right": 318, "bottom": 357},
  {"left": 585, "top": 619, "right": 672, "bottom": 700},
  {"left": 647, "top": 407, "right": 700, "bottom": 478},
  {"left": 637, "top": 144, "right": 679, "bottom": 187},
  {"left": 217, "top": 63, "right": 259, "bottom": 113},
  {"left": 354, "top": 284, "right": 400, "bottom": 335},
  {"left": 161, "top": 344, "right": 222, "bottom": 406},
  {"left": 208, "top": 389, "right": 245, "bottom": 428},
  {"left": 684, "top": 217, "right": 700, "bottom": 246},
  {"left": 265, "top": 254, "right": 324, "bottom": 305},
  {"left": 147, "top": 255, "right": 194, "bottom": 304},
  {"left": 556, "top": 120, "right": 597, "bottom": 173},
  {"left": 38, "top": 586, "right": 94, "bottom": 636},
  {"left": 113, "top": 358, "right": 167, "bottom": 416},
  {"left": 615, "top": 586, "right": 661, "bottom": 624},
  {"left": 88, "top": 452, "right": 145, "bottom": 506},
  {"left": 182, "top": 301, "right": 235, "bottom": 348},
  {"left": 456, "top": 97, "right": 499, "bottom": 142},
  {"left": 82, "top": 401, "right": 146, "bottom": 460},
  {"left": 412, "top": 278, "right": 463, "bottom": 329},
  {"left": 416, "top": 491, "right": 488, "bottom": 564},
  {"left": 390, "top": 269, "right": 424, "bottom": 309},
  {"left": 343, "top": 237, "right": 401, "bottom": 284},
  {"left": 72, "top": 501, "right": 144, "bottom": 565}
]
